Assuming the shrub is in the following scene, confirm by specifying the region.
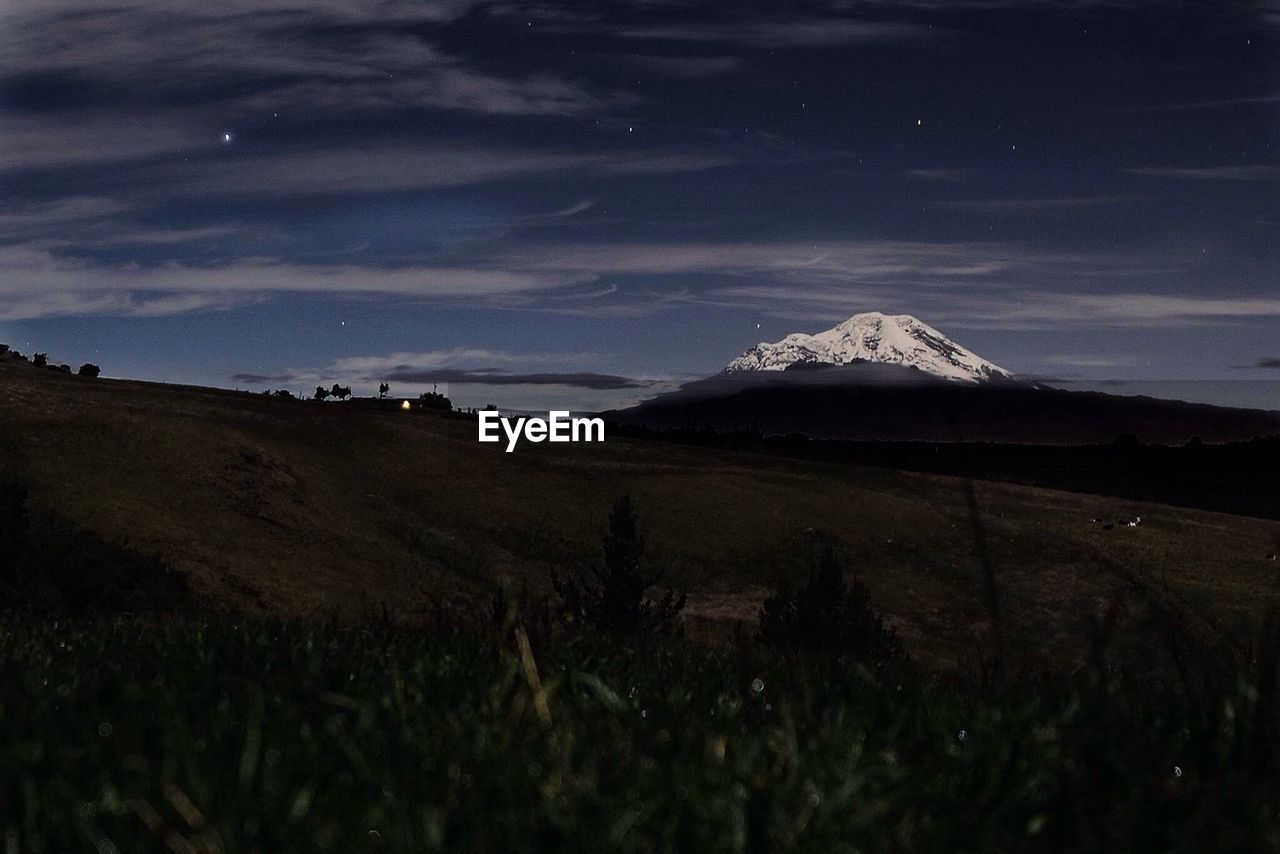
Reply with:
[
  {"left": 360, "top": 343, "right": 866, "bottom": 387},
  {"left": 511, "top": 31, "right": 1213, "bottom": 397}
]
[
  {"left": 758, "top": 546, "right": 903, "bottom": 661},
  {"left": 31, "top": 353, "right": 48, "bottom": 368},
  {"left": 418, "top": 390, "right": 453, "bottom": 411},
  {"left": 0, "top": 480, "right": 188, "bottom": 615},
  {"left": 554, "top": 495, "right": 685, "bottom": 637},
  {"left": 77, "top": 363, "right": 101, "bottom": 378}
]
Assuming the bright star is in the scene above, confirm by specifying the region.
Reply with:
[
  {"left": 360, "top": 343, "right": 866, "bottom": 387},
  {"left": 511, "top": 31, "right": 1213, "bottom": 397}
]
[{"left": 221, "top": 132, "right": 233, "bottom": 144}]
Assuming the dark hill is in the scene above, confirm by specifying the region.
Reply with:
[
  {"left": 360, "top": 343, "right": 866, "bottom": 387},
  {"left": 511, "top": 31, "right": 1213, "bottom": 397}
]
[{"left": 606, "top": 364, "right": 1280, "bottom": 445}]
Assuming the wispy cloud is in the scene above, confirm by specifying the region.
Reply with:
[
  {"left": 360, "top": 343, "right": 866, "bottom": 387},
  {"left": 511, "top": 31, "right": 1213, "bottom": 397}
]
[
  {"left": 986, "top": 293, "right": 1280, "bottom": 326},
  {"left": 691, "top": 281, "right": 1280, "bottom": 330},
  {"left": 1, "top": 235, "right": 1230, "bottom": 325},
  {"left": 0, "top": 245, "right": 592, "bottom": 320},
  {"left": 160, "top": 145, "right": 735, "bottom": 198},
  {"left": 620, "top": 18, "right": 936, "bottom": 47},
  {"left": 1040, "top": 354, "right": 1139, "bottom": 368},
  {"left": 925, "top": 196, "right": 1128, "bottom": 214},
  {"left": 241, "top": 346, "right": 651, "bottom": 394},
  {"left": 1129, "top": 93, "right": 1280, "bottom": 112},
  {"left": 381, "top": 369, "right": 646, "bottom": 389},
  {"left": 1126, "top": 165, "right": 1280, "bottom": 181},
  {"left": 231, "top": 372, "right": 297, "bottom": 385},
  {"left": 621, "top": 54, "right": 746, "bottom": 77},
  {"left": 905, "top": 168, "right": 969, "bottom": 182},
  {"left": 329, "top": 348, "right": 594, "bottom": 375},
  {"left": 0, "top": 2, "right": 620, "bottom": 120}
]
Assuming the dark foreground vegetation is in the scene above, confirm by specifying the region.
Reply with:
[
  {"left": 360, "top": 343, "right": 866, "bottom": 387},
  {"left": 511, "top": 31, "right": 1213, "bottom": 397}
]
[
  {"left": 1, "top": 481, "right": 188, "bottom": 614},
  {"left": 1, "top": 492, "right": 1278, "bottom": 851},
  {"left": 3, "top": 610, "right": 1280, "bottom": 852}
]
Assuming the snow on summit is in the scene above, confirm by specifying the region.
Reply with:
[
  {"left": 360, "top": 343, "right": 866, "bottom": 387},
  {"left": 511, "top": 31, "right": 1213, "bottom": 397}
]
[{"left": 725, "top": 312, "right": 1013, "bottom": 383}]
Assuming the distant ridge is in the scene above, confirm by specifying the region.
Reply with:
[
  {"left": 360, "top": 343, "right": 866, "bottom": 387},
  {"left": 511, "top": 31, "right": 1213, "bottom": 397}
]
[{"left": 726, "top": 311, "right": 1012, "bottom": 383}]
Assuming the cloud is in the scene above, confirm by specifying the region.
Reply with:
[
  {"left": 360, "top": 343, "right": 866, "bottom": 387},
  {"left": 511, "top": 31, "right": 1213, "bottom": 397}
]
[
  {"left": 620, "top": 18, "right": 935, "bottom": 47},
  {"left": 329, "top": 348, "right": 594, "bottom": 375},
  {"left": 622, "top": 55, "right": 746, "bottom": 77},
  {"left": 545, "top": 199, "right": 599, "bottom": 219},
  {"left": 154, "top": 144, "right": 735, "bottom": 198},
  {"left": 493, "top": 240, "right": 1025, "bottom": 279},
  {"left": 1255, "top": 358, "right": 1280, "bottom": 369},
  {"left": 0, "top": 2, "right": 620, "bottom": 121},
  {"left": 1040, "top": 355, "right": 1139, "bottom": 368},
  {"left": 1126, "top": 166, "right": 1280, "bottom": 182},
  {"left": 973, "top": 293, "right": 1280, "bottom": 328},
  {"left": 689, "top": 277, "right": 1280, "bottom": 331},
  {"left": 905, "top": 168, "right": 968, "bottom": 182},
  {"left": 382, "top": 369, "right": 646, "bottom": 389},
  {"left": 1129, "top": 93, "right": 1280, "bottom": 111},
  {"left": 925, "top": 196, "right": 1129, "bottom": 214},
  {"left": 231, "top": 372, "right": 297, "bottom": 385},
  {"left": 1, "top": 112, "right": 211, "bottom": 171},
  {"left": 247, "top": 346, "right": 648, "bottom": 394},
  {"left": 4, "top": 217, "right": 1273, "bottom": 330},
  {"left": 0, "top": 289, "right": 260, "bottom": 321},
  {"left": 0, "top": 196, "right": 127, "bottom": 231},
  {"left": 0, "top": 244, "right": 592, "bottom": 320}
]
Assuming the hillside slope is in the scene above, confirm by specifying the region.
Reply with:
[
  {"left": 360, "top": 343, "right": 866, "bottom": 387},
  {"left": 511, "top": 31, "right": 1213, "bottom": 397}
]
[
  {"left": 610, "top": 365, "right": 1280, "bottom": 444},
  {"left": 2, "top": 358, "right": 1277, "bottom": 666}
]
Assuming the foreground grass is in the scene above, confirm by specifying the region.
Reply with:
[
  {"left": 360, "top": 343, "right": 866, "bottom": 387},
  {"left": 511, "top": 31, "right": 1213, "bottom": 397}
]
[{"left": 2, "top": 617, "right": 1277, "bottom": 852}]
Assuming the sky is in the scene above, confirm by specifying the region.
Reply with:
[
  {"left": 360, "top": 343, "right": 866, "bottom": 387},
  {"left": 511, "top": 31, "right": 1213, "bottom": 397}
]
[{"left": 1, "top": 0, "right": 1278, "bottom": 411}]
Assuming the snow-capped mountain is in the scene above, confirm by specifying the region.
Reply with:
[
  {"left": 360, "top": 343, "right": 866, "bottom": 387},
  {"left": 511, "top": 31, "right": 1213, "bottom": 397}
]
[{"left": 725, "top": 312, "right": 1013, "bottom": 383}]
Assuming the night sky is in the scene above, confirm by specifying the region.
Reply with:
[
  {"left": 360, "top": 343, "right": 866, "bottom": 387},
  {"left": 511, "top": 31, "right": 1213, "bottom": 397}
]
[{"left": 2, "top": 1, "right": 1278, "bottom": 411}]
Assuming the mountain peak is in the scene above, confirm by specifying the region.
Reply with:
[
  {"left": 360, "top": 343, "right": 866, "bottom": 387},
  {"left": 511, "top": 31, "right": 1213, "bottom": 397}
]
[{"left": 725, "top": 312, "right": 1013, "bottom": 382}]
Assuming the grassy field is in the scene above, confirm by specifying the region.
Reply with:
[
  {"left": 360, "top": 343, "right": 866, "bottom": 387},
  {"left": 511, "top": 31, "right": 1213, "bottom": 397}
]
[
  {"left": 5, "top": 358, "right": 1280, "bottom": 851},
  {"left": 2, "top": 358, "right": 1279, "bottom": 668},
  {"left": 2, "top": 615, "right": 1276, "bottom": 853}
]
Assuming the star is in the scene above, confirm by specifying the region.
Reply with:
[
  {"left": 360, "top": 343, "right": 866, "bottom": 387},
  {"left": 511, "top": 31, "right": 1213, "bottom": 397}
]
[{"left": 220, "top": 132, "right": 233, "bottom": 144}]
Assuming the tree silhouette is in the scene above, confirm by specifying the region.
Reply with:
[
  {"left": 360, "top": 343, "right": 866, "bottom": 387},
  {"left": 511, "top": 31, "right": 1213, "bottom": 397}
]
[
  {"left": 758, "top": 545, "right": 903, "bottom": 660},
  {"left": 554, "top": 495, "right": 685, "bottom": 637},
  {"left": 77, "top": 363, "right": 101, "bottom": 378},
  {"left": 379, "top": 382, "right": 390, "bottom": 399},
  {"left": 32, "top": 353, "right": 48, "bottom": 368},
  {"left": 314, "top": 386, "right": 330, "bottom": 401},
  {"left": 417, "top": 390, "right": 453, "bottom": 411}
]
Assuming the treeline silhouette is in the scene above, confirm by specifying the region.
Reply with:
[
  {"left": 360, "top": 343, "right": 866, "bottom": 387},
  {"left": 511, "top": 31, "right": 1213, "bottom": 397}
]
[
  {"left": 1, "top": 343, "right": 100, "bottom": 378},
  {"left": 254, "top": 382, "right": 457, "bottom": 412}
]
